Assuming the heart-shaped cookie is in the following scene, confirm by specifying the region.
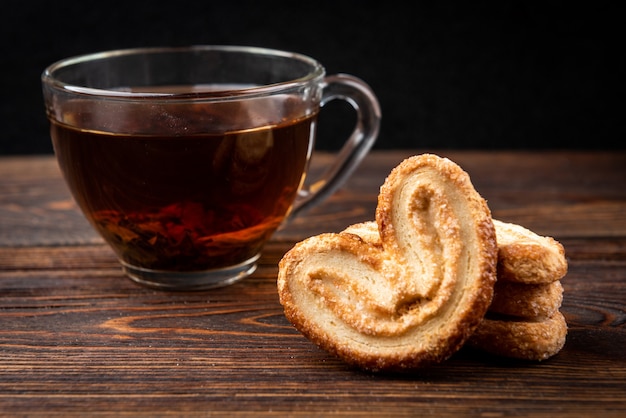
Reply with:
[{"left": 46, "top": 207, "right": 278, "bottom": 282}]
[{"left": 277, "top": 154, "right": 498, "bottom": 371}]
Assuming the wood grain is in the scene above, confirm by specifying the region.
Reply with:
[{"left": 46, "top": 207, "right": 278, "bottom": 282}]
[{"left": 1, "top": 151, "right": 625, "bottom": 416}]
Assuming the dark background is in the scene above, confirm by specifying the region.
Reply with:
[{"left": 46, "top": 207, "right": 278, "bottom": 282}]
[{"left": 1, "top": 1, "right": 622, "bottom": 154}]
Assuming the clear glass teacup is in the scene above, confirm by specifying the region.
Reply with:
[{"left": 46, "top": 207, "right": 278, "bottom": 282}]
[{"left": 42, "top": 45, "right": 380, "bottom": 290}]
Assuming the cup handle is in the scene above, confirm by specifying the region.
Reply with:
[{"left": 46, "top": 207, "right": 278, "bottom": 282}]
[{"left": 290, "top": 74, "right": 381, "bottom": 218}]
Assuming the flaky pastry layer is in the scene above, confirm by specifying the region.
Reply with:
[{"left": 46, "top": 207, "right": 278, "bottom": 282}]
[
  {"left": 467, "top": 311, "right": 567, "bottom": 361},
  {"left": 489, "top": 280, "right": 563, "bottom": 319},
  {"left": 494, "top": 219, "right": 567, "bottom": 284}
]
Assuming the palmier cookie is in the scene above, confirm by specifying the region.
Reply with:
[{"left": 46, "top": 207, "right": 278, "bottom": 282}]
[
  {"left": 277, "top": 154, "right": 498, "bottom": 371},
  {"left": 467, "top": 311, "right": 567, "bottom": 361},
  {"left": 494, "top": 219, "right": 567, "bottom": 284}
]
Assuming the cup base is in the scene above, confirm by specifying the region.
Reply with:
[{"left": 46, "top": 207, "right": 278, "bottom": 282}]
[{"left": 120, "top": 254, "right": 260, "bottom": 291}]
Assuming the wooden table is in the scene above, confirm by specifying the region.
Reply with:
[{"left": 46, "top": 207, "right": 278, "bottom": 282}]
[{"left": 1, "top": 150, "right": 625, "bottom": 417}]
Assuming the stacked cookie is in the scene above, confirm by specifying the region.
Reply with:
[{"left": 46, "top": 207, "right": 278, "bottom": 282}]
[
  {"left": 277, "top": 154, "right": 568, "bottom": 371},
  {"left": 466, "top": 219, "right": 568, "bottom": 361}
]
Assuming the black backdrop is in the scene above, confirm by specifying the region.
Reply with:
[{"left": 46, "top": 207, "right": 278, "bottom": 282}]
[{"left": 1, "top": 1, "right": 622, "bottom": 154}]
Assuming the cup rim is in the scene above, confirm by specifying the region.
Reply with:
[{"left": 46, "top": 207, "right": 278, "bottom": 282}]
[{"left": 41, "top": 45, "right": 326, "bottom": 100}]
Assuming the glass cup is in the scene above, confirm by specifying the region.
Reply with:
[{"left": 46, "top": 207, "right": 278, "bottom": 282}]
[{"left": 42, "top": 45, "right": 380, "bottom": 291}]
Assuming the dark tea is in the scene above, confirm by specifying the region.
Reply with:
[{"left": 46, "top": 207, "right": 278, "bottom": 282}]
[{"left": 50, "top": 105, "right": 316, "bottom": 272}]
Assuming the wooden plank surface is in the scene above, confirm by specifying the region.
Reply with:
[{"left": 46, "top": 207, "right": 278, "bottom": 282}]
[{"left": 0, "top": 151, "right": 625, "bottom": 417}]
